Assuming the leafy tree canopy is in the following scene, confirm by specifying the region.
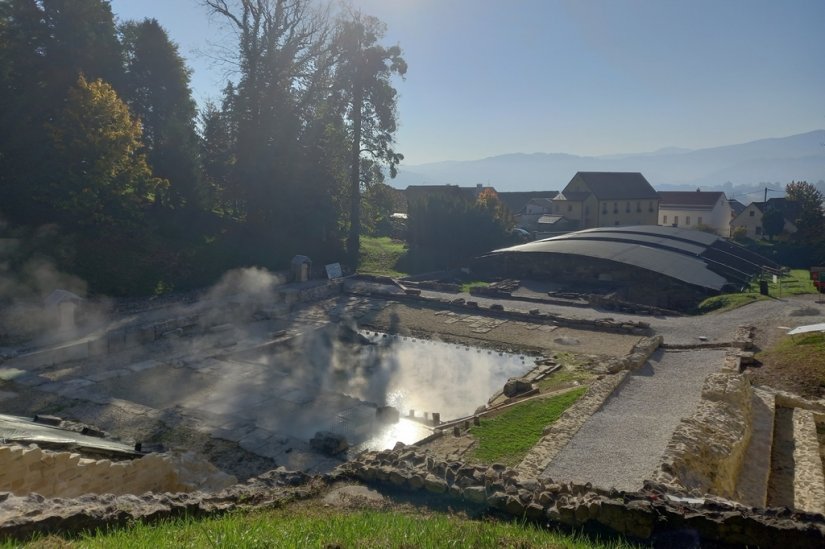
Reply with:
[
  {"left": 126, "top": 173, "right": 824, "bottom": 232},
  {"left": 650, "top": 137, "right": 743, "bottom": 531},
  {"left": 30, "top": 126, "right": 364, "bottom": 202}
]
[
  {"left": 786, "top": 180, "right": 825, "bottom": 241},
  {"left": 47, "top": 76, "right": 163, "bottom": 226}
]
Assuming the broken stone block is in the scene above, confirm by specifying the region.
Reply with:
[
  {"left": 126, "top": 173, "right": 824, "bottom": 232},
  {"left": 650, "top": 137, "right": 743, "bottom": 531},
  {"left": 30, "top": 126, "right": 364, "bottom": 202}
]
[
  {"left": 309, "top": 431, "right": 348, "bottom": 455},
  {"left": 503, "top": 377, "right": 533, "bottom": 398},
  {"left": 376, "top": 406, "right": 400, "bottom": 424}
]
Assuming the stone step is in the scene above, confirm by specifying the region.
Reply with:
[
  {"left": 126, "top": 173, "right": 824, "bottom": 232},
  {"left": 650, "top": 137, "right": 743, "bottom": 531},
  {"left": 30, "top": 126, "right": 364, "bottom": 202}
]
[
  {"left": 790, "top": 408, "right": 825, "bottom": 514},
  {"left": 734, "top": 388, "right": 775, "bottom": 507}
]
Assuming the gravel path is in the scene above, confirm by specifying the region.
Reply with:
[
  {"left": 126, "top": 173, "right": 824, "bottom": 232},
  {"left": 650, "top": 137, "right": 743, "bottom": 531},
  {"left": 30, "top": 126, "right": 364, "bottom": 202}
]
[
  {"left": 541, "top": 348, "right": 727, "bottom": 492},
  {"left": 418, "top": 288, "right": 824, "bottom": 346}
]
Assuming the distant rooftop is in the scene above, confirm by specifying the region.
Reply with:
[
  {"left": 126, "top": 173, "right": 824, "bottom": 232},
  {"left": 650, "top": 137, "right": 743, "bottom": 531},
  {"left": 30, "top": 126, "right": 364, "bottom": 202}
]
[
  {"left": 659, "top": 191, "right": 726, "bottom": 208},
  {"left": 570, "top": 172, "right": 659, "bottom": 201}
]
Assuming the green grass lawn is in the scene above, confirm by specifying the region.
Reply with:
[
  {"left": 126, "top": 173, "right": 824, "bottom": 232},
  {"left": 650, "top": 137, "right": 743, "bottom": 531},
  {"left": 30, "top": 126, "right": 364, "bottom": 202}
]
[
  {"left": 460, "top": 280, "right": 490, "bottom": 293},
  {"left": 537, "top": 369, "right": 595, "bottom": 393},
  {"left": 697, "top": 268, "right": 817, "bottom": 314},
  {"left": 358, "top": 235, "right": 408, "bottom": 278},
  {"left": 754, "top": 332, "right": 825, "bottom": 398},
  {"left": 15, "top": 506, "right": 638, "bottom": 549},
  {"left": 469, "top": 387, "right": 587, "bottom": 466}
]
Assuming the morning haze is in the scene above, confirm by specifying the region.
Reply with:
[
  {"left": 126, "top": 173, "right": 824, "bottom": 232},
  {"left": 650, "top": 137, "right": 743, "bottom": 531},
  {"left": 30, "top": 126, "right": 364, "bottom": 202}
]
[{"left": 1, "top": 1, "right": 825, "bottom": 547}]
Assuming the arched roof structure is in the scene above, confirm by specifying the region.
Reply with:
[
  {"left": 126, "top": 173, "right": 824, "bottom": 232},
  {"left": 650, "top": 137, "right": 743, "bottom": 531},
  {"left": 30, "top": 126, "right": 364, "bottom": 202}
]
[{"left": 489, "top": 226, "right": 778, "bottom": 292}]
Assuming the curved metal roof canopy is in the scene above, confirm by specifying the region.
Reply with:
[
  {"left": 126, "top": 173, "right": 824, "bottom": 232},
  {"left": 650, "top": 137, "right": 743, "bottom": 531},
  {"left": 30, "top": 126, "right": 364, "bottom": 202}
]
[{"left": 490, "top": 226, "right": 778, "bottom": 292}]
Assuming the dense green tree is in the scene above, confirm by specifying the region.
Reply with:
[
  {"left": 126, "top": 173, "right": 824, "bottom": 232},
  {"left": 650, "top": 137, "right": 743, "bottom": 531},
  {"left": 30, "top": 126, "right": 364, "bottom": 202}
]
[
  {"left": 407, "top": 189, "right": 512, "bottom": 268},
  {"left": 786, "top": 180, "right": 825, "bottom": 241},
  {"left": 0, "top": 0, "right": 124, "bottom": 223},
  {"left": 334, "top": 11, "right": 406, "bottom": 263},
  {"left": 200, "top": 89, "right": 239, "bottom": 215},
  {"left": 47, "top": 76, "right": 163, "bottom": 226},
  {"left": 761, "top": 207, "right": 784, "bottom": 241},
  {"left": 121, "top": 18, "right": 204, "bottom": 209},
  {"left": 361, "top": 181, "right": 405, "bottom": 236},
  {"left": 205, "top": 0, "right": 331, "bottom": 225}
]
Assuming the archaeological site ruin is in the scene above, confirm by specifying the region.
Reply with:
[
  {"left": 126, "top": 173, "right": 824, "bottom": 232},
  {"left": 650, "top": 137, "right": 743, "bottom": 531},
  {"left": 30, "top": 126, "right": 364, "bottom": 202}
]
[{"left": 1, "top": 237, "right": 824, "bottom": 546}]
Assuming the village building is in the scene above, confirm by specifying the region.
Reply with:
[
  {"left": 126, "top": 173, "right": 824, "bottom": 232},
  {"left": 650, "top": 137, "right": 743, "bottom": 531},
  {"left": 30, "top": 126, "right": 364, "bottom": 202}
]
[
  {"left": 550, "top": 172, "right": 659, "bottom": 230},
  {"left": 730, "top": 197, "right": 800, "bottom": 239},
  {"left": 657, "top": 190, "right": 732, "bottom": 236}
]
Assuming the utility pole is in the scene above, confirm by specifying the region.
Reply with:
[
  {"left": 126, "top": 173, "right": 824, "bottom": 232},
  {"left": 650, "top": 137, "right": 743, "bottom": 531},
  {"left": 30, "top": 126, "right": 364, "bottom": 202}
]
[{"left": 764, "top": 186, "right": 782, "bottom": 203}]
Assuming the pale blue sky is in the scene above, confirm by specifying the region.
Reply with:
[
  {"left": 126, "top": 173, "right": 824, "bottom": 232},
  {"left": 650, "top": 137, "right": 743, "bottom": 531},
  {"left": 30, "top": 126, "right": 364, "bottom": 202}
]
[{"left": 109, "top": 0, "right": 825, "bottom": 165}]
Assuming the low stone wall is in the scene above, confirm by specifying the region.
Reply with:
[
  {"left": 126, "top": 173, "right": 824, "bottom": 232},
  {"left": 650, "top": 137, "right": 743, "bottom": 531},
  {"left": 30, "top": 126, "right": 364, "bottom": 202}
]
[
  {"left": 335, "top": 447, "right": 825, "bottom": 547},
  {"left": 654, "top": 372, "right": 754, "bottom": 499},
  {"left": 789, "top": 408, "right": 825, "bottom": 514},
  {"left": 2, "top": 450, "right": 823, "bottom": 546},
  {"left": 0, "top": 444, "right": 235, "bottom": 498},
  {"left": 346, "top": 282, "right": 652, "bottom": 336},
  {"left": 596, "top": 335, "right": 662, "bottom": 374},
  {"left": 0, "top": 468, "right": 316, "bottom": 542}
]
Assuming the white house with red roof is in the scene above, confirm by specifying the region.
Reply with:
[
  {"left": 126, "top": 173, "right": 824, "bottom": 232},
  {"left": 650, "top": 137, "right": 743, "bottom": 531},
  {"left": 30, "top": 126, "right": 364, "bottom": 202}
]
[{"left": 657, "top": 190, "right": 732, "bottom": 236}]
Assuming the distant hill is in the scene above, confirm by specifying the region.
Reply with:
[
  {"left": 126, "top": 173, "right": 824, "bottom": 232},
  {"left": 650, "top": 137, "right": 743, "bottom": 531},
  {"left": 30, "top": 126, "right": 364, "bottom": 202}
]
[{"left": 391, "top": 130, "right": 825, "bottom": 195}]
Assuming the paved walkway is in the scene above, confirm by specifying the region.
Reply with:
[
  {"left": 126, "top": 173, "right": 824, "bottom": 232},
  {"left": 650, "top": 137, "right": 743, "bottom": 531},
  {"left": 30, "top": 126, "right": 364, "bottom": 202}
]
[{"left": 541, "top": 348, "right": 727, "bottom": 491}]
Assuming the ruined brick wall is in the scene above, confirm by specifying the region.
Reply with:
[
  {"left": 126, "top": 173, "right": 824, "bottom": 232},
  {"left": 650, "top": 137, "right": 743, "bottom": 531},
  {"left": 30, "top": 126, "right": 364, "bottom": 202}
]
[{"left": 0, "top": 445, "right": 235, "bottom": 498}]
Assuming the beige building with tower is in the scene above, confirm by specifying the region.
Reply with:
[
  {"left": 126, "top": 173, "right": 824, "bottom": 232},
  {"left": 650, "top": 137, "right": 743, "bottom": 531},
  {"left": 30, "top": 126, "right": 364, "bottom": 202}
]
[{"left": 551, "top": 172, "right": 660, "bottom": 230}]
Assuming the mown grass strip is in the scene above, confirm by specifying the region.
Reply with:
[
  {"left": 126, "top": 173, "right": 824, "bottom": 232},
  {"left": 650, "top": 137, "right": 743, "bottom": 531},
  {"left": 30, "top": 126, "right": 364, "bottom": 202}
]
[
  {"left": 13, "top": 507, "right": 639, "bottom": 548},
  {"left": 358, "top": 235, "right": 408, "bottom": 278},
  {"left": 470, "top": 387, "right": 587, "bottom": 466},
  {"left": 697, "top": 269, "right": 817, "bottom": 314}
]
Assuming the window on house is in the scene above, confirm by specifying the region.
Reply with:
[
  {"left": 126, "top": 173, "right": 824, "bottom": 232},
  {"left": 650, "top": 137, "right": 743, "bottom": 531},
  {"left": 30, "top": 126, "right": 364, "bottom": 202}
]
[
  {"left": 749, "top": 210, "right": 755, "bottom": 217},
  {"left": 613, "top": 202, "right": 618, "bottom": 213},
  {"left": 698, "top": 216, "right": 703, "bottom": 225},
  {"left": 686, "top": 216, "right": 691, "bottom": 225},
  {"left": 625, "top": 202, "right": 630, "bottom": 213},
  {"left": 615, "top": 220, "right": 620, "bottom": 226},
  {"left": 756, "top": 226, "right": 762, "bottom": 235},
  {"left": 636, "top": 201, "right": 641, "bottom": 212},
  {"left": 649, "top": 201, "right": 654, "bottom": 212},
  {"left": 567, "top": 204, "right": 572, "bottom": 212},
  {"left": 662, "top": 215, "right": 668, "bottom": 224},
  {"left": 674, "top": 216, "right": 679, "bottom": 226}
]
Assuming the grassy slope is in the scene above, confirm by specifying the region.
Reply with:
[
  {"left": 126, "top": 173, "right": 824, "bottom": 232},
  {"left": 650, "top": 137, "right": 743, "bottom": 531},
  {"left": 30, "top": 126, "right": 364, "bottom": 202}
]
[
  {"left": 469, "top": 387, "right": 587, "bottom": 466},
  {"left": 697, "top": 269, "right": 817, "bottom": 314},
  {"left": 754, "top": 332, "right": 825, "bottom": 399},
  {"left": 358, "top": 235, "right": 408, "bottom": 278},
  {"left": 17, "top": 506, "right": 638, "bottom": 549}
]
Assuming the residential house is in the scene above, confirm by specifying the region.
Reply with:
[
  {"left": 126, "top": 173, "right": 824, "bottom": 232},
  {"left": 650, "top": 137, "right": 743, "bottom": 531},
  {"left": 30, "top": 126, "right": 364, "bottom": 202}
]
[
  {"left": 730, "top": 197, "right": 800, "bottom": 239},
  {"left": 728, "top": 199, "right": 746, "bottom": 219},
  {"left": 405, "top": 183, "right": 494, "bottom": 204},
  {"left": 497, "top": 191, "right": 559, "bottom": 218},
  {"left": 551, "top": 172, "right": 660, "bottom": 229},
  {"left": 657, "top": 190, "right": 732, "bottom": 236}
]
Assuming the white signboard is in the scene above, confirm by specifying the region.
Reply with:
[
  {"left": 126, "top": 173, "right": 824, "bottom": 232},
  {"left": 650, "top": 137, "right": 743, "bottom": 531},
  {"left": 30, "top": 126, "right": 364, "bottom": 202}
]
[{"left": 325, "top": 262, "right": 343, "bottom": 280}]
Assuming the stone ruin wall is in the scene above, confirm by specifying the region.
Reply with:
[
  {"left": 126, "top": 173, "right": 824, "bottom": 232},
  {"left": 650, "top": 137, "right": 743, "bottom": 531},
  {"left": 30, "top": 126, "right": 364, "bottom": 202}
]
[
  {"left": 654, "top": 369, "right": 753, "bottom": 499},
  {"left": 2, "top": 447, "right": 824, "bottom": 547},
  {"left": 0, "top": 444, "right": 236, "bottom": 499},
  {"left": 654, "top": 348, "right": 825, "bottom": 514}
]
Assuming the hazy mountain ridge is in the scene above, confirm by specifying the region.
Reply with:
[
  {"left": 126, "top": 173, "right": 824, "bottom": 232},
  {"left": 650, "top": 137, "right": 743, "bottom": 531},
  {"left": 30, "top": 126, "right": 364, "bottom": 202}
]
[{"left": 393, "top": 130, "right": 825, "bottom": 196}]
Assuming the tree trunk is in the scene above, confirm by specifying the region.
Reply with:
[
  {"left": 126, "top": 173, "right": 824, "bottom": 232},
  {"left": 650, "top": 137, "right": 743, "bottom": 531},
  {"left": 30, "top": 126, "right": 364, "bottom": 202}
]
[{"left": 347, "top": 83, "right": 363, "bottom": 265}]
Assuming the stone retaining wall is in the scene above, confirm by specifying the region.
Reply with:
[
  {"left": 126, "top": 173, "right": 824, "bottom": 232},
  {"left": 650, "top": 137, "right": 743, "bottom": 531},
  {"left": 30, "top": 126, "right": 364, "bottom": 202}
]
[
  {"left": 0, "top": 445, "right": 235, "bottom": 498},
  {"left": 335, "top": 447, "right": 825, "bottom": 547},
  {"left": 654, "top": 371, "right": 754, "bottom": 499},
  {"left": 2, "top": 449, "right": 823, "bottom": 546}
]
